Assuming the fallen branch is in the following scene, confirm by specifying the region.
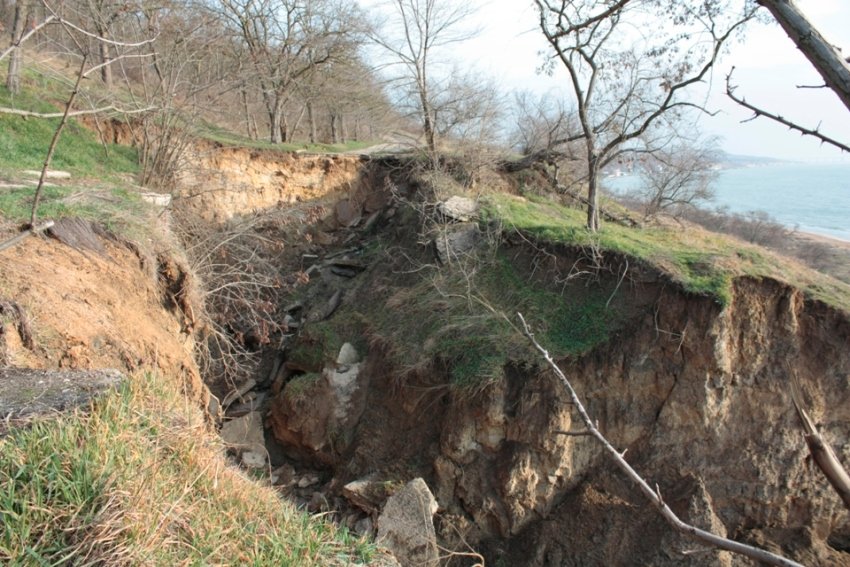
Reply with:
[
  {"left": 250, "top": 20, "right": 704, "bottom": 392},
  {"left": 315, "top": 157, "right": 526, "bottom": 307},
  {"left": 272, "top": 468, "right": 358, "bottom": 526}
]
[
  {"left": 790, "top": 373, "right": 850, "bottom": 511},
  {"left": 517, "top": 312, "right": 804, "bottom": 567},
  {"left": 0, "top": 104, "right": 155, "bottom": 119},
  {"left": 0, "top": 220, "right": 55, "bottom": 253}
]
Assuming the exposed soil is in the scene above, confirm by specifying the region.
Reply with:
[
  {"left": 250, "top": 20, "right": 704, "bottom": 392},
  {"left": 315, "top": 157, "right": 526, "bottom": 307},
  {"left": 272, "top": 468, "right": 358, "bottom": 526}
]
[{"left": 0, "top": 229, "right": 207, "bottom": 407}]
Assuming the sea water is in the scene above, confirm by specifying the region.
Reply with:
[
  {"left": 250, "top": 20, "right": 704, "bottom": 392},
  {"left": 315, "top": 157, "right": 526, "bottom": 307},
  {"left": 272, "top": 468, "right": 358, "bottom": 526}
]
[{"left": 604, "top": 162, "right": 850, "bottom": 242}]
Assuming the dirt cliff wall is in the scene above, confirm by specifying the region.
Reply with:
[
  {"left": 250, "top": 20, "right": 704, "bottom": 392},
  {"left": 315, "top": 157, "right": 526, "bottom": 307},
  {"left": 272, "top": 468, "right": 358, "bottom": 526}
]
[
  {"left": 174, "top": 144, "right": 372, "bottom": 222},
  {"left": 0, "top": 233, "right": 208, "bottom": 409},
  {"left": 284, "top": 246, "right": 850, "bottom": 565}
]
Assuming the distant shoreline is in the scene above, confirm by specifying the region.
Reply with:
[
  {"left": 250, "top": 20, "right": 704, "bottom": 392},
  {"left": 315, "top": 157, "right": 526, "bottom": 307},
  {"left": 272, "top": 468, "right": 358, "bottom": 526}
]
[{"left": 795, "top": 230, "right": 850, "bottom": 250}]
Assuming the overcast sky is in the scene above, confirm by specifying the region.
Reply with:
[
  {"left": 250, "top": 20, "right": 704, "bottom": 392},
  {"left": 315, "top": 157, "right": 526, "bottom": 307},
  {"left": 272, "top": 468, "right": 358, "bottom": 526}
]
[{"left": 361, "top": 0, "right": 850, "bottom": 162}]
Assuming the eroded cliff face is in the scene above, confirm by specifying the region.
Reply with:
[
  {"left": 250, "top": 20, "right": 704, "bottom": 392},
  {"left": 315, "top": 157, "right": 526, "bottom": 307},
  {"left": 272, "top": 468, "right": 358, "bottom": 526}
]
[
  {"left": 266, "top": 242, "right": 850, "bottom": 566},
  {"left": 0, "top": 227, "right": 208, "bottom": 409},
  {"left": 167, "top": 150, "right": 849, "bottom": 564},
  {"left": 175, "top": 143, "right": 373, "bottom": 221}
]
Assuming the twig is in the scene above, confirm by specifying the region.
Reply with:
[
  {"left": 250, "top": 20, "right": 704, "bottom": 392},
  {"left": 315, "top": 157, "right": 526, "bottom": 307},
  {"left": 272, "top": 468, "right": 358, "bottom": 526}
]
[
  {"left": 30, "top": 55, "right": 89, "bottom": 226},
  {"left": 0, "top": 221, "right": 54, "bottom": 253},
  {"left": 726, "top": 68, "right": 850, "bottom": 153},
  {"left": 517, "top": 312, "right": 804, "bottom": 567},
  {"left": 555, "top": 429, "right": 592, "bottom": 437}
]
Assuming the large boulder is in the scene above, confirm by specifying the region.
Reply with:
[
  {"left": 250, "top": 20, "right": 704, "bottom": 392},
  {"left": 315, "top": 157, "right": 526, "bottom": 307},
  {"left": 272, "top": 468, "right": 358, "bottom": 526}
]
[
  {"left": 268, "top": 343, "right": 368, "bottom": 465},
  {"left": 377, "top": 478, "right": 440, "bottom": 567},
  {"left": 435, "top": 222, "right": 479, "bottom": 264},
  {"left": 438, "top": 196, "right": 478, "bottom": 222},
  {"left": 220, "top": 410, "right": 267, "bottom": 469}
]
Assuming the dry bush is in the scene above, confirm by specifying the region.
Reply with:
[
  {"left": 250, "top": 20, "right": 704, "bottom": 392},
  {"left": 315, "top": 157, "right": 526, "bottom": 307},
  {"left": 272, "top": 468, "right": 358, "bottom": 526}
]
[{"left": 174, "top": 211, "right": 302, "bottom": 394}]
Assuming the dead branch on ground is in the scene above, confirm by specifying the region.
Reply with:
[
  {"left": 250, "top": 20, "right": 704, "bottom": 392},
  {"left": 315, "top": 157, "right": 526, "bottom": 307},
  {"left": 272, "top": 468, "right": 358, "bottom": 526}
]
[{"left": 518, "top": 312, "right": 804, "bottom": 567}]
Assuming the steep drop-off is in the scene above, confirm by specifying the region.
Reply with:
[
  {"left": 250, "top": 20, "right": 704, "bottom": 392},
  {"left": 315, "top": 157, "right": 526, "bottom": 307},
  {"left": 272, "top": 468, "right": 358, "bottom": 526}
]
[
  {"left": 265, "top": 236, "right": 850, "bottom": 565},
  {"left": 163, "top": 148, "right": 850, "bottom": 565}
]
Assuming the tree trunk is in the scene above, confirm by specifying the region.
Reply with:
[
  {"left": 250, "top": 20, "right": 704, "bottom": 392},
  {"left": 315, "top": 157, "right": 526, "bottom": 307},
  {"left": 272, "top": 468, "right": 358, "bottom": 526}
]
[
  {"left": 6, "top": 0, "right": 27, "bottom": 95},
  {"left": 99, "top": 34, "right": 113, "bottom": 87},
  {"left": 307, "top": 101, "right": 316, "bottom": 144},
  {"left": 758, "top": 0, "right": 850, "bottom": 113},
  {"left": 586, "top": 154, "right": 601, "bottom": 232},
  {"left": 268, "top": 108, "right": 282, "bottom": 144},
  {"left": 330, "top": 113, "right": 338, "bottom": 144},
  {"left": 289, "top": 106, "right": 306, "bottom": 143},
  {"left": 241, "top": 87, "right": 254, "bottom": 140},
  {"left": 340, "top": 114, "right": 347, "bottom": 143}
]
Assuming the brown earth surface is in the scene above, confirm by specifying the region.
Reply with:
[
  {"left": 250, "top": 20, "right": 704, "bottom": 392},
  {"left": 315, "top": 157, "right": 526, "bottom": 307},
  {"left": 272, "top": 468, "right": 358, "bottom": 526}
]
[{"left": 0, "top": 233, "right": 206, "bottom": 406}]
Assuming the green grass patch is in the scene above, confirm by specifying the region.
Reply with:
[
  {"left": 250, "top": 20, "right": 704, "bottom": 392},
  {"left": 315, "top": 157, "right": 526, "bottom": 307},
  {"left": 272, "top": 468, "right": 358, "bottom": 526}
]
[
  {"left": 0, "top": 372, "right": 375, "bottom": 565},
  {"left": 363, "top": 248, "right": 628, "bottom": 388},
  {"left": 0, "top": 184, "right": 148, "bottom": 228},
  {"left": 486, "top": 193, "right": 850, "bottom": 310},
  {"left": 0, "top": 85, "right": 139, "bottom": 180}
]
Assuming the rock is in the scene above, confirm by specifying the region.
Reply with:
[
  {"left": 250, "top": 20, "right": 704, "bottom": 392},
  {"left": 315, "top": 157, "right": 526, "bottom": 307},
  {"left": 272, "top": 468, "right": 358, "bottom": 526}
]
[
  {"left": 337, "top": 343, "right": 360, "bottom": 366},
  {"left": 308, "top": 491, "right": 329, "bottom": 512},
  {"left": 241, "top": 451, "right": 266, "bottom": 469},
  {"left": 335, "top": 199, "right": 362, "bottom": 228},
  {"left": 438, "top": 196, "right": 478, "bottom": 222},
  {"left": 331, "top": 266, "right": 358, "bottom": 278},
  {"left": 283, "top": 314, "right": 300, "bottom": 330},
  {"left": 377, "top": 478, "right": 440, "bottom": 567},
  {"left": 435, "top": 222, "right": 479, "bottom": 264},
  {"left": 297, "top": 473, "right": 320, "bottom": 488},
  {"left": 271, "top": 464, "right": 296, "bottom": 486},
  {"left": 354, "top": 516, "right": 374, "bottom": 537},
  {"left": 226, "top": 392, "right": 266, "bottom": 418},
  {"left": 221, "top": 378, "right": 257, "bottom": 408},
  {"left": 307, "top": 289, "right": 342, "bottom": 323},
  {"left": 220, "top": 411, "right": 266, "bottom": 468},
  {"left": 268, "top": 343, "right": 368, "bottom": 465},
  {"left": 342, "top": 479, "right": 394, "bottom": 515}
]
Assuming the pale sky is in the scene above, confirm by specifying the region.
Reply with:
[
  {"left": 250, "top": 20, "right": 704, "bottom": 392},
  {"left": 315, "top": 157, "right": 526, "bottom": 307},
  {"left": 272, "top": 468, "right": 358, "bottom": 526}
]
[{"left": 360, "top": 0, "right": 850, "bottom": 162}]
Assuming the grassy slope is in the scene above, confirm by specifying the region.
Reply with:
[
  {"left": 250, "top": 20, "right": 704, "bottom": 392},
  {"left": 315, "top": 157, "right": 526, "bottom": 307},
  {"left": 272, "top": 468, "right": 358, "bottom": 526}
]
[
  {"left": 488, "top": 193, "right": 850, "bottom": 311},
  {"left": 0, "top": 82, "right": 143, "bottom": 228},
  {"left": 0, "top": 373, "right": 375, "bottom": 566}
]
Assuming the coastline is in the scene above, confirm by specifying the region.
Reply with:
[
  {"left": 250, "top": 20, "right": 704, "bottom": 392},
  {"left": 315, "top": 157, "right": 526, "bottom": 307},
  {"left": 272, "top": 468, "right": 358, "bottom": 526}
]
[{"left": 795, "top": 230, "right": 850, "bottom": 251}]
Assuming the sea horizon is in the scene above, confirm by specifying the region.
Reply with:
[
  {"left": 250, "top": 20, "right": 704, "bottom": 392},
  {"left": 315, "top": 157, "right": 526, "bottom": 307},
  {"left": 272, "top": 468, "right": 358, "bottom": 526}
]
[{"left": 604, "top": 161, "right": 850, "bottom": 243}]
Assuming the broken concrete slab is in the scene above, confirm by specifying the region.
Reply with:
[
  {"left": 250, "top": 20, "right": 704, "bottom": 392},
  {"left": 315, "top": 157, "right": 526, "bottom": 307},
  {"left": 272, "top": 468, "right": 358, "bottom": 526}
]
[
  {"left": 0, "top": 367, "right": 123, "bottom": 434},
  {"left": 435, "top": 222, "right": 480, "bottom": 264}
]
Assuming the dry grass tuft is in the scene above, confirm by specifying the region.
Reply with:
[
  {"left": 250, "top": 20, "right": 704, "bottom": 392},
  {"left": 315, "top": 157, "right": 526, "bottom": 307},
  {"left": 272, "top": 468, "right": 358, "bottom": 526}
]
[{"left": 0, "top": 371, "right": 376, "bottom": 566}]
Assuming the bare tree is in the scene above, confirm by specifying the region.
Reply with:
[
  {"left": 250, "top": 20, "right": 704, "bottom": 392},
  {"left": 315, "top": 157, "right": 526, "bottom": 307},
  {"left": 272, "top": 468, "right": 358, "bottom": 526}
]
[
  {"left": 505, "top": 91, "right": 584, "bottom": 185},
  {"left": 534, "top": 0, "right": 757, "bottom": 231},
  {"left": 368, "top": 0, "right": 478, "bottom": 157},
  {"left": 633, "top": 137, "right": 720, "bottom": 219},
  {"left": 215, "top": 0, "right": 363, "bottom": 144}
]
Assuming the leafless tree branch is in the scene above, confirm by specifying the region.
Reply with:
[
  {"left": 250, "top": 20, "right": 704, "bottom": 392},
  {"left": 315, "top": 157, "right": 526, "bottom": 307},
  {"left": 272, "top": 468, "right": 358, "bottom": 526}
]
[
  {"left": 726, "top": 68, "right": 850, "bottom": 153},
  {"left": 0, "top": 15, "right": 56, "bottom": 63}
]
